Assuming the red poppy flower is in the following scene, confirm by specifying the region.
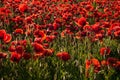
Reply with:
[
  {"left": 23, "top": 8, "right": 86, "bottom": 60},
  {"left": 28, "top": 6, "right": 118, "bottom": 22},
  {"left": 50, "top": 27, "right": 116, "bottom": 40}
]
[
  {"left": 100, "top": 47, "right": 111, "bottom": 56},
  {"left": 85, "top": 59, "right": 91, "bottom": 78},
  {"left": 32, "top": 0, "right": 41, "bottom": 5},
  {"left": 11, "top": 41, "right": 17, "bottom": 45},
  {"left": 85, "top": 59, "right": 91, "bottom": 70},
  {"left": 12, "top": 16, "right": 23, "bottom": 24},
  {"left": 85, "top": 58, "right": 101, "bottom": 73},
  {"left": 10, "top": 52, "right": 22, "bottom": 63},
  {"left": 20, "top": 40, "right": 27, "bottom": 47},
  {"left": 56, "top": 52, "right": 70, "bottom": 61},
  {"left": 76, "top": 17, "right": 86, "bottom": 27},
  {"left": 14, "top": 28, "right": 24, "bottom": 35},
  {"left": 34, "top": 38, "right": 42, "bottom": 44},
  {"left": 107, "top": 24, "right": 120, "bottom": 36},
  {"left": 91, "top": 58, "right": 101, "bottom": 68},
  {"left": 9, "top": 45, "right": 16, "bottom": 52},
  {"left": 0, "top": 52, "right": 7, "bottom": 59},
  {"left": 43, "top": 43, "right": 49, "bottom": 48},
  {"left": 92, "top": 23, "right": 100, "bottom": 32},
  {"left": 86, "top": 4, "right": 94, "bottom": 11},
  {"left": 83, "top": 25, "right": 91, "bottom": 32},
  {"left": 33, "top": 30, "right": 46, "bottom": 41},
  {"left": 102, "top": 22, "right": 110, "bottom": 28},
  {"left": 18, "top": 4, "right": 28, "bottom": 12},
  {"left": 3, "top": 34, "right": 12, "bottom": 43},
  {"left": 44, "top": 49, "right": 54, "bottom": 56},
  {"left": 114, "top": 12, "right": 119, "bottom": 18},
  {"left": 46, "top": 35, "right": 56, "bottom": 42},
  {"left": 95, "top": 33, "right": 103, "bottom": 40},
  {"left": 25, "top": 16, "right": 32, "bottom": 23},
  {"left": 62, "top": 12, "right": 72, "bottom": 20},
  {"left": 114, "top": 30, "right": 120, "bottom": 37},
  {"left": 0, "top": 29, "right": 6, "bottom": 40},
  {"left": 91, "top": 58, "right": 101, "bottom": 73},
  {"left": 33, "top": 53, "right": 44, "bottom": 60},
  {"left": 16, "top": 45, "right": 24, "bottom": 54},
  {"left": 53, "top": 22, "right": 60, "bottom": 30},
  {"left": 32, "top": 42, "right": 44, "bottom": 53},
  {"left": 101, "top": 60, "right": 108, "bottom": 66}
]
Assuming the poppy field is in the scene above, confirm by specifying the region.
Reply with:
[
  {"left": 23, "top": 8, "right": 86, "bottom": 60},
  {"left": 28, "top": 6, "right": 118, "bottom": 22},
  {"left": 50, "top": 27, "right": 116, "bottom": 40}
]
[{"left": 0, "top": 0, "right": 120, "bottom": 80}]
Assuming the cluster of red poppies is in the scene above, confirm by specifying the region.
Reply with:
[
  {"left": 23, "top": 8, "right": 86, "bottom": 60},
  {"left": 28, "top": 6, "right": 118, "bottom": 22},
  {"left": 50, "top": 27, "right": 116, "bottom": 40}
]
[
  {"left": 0, "top": 0, "right": 120, "bottom": 76},
  {"left": 85, "top": 57, "right": 120, "bottom": 77},
  {"left": 0, "top": 30, "right": 11, "bottom": 43}
]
